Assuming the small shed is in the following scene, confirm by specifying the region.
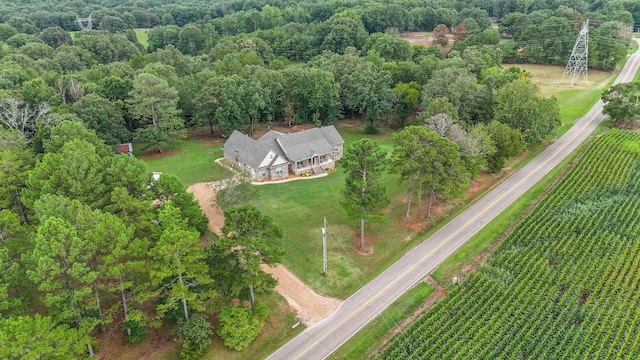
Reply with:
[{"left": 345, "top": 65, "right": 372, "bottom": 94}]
[{"left": 114, "top": 143, "right": 133, "bottom": 155}]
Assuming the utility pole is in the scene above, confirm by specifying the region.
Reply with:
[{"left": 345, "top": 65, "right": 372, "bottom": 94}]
[
  {"left": 562, "top": 19, "right": 589, "bottom": 87},
  {"left": 322, "top": 217, "right": 327, "bottom": 275}
]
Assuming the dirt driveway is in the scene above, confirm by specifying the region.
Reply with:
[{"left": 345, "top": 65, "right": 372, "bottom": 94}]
[{"left": 187, "top": 182, "right": 341, "bottom": 325}]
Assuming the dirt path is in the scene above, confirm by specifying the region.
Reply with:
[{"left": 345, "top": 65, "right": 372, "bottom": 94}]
[
  {"left": 187, "top": 182, "right": 341, "bottom": 326},
  {"left": 187, "top": 183, "right": 225, "bottom": 235}
]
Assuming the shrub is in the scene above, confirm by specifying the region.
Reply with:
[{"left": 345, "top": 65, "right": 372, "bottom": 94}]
[
  {"left": 176, "top": 314, "right": 214, "bottom": 360},
  {"left": 217, "top": 303, "right": 269, "bottom": 351}
]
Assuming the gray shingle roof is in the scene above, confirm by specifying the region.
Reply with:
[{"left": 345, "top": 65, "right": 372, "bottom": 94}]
[
  {"left": 223, "top": 130, "right": 274, "bottom": 169},
  {"left": 258, "top": 125, "right": 344, "bottom": 162},
  {"left": 319, "top": 126, "right": 344, "bottom": 146},
  {"left": 224, "top": 126, "right": 345, "bottom": 167}
]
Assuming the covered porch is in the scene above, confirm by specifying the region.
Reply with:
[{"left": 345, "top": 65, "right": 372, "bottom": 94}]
[{"left": 291, "top": 153, "right": 336, "bottom": 175}]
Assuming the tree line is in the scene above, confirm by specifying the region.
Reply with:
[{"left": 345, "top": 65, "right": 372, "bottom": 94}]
[
  {"left": 0, "top": 0, "right": 631, "bottom": 154},
  {"left": 0, "top": 120, "right": 285, "bottom": 358},
  {"left": 0, "top": 0, "right": 637, "bottom": 32}
]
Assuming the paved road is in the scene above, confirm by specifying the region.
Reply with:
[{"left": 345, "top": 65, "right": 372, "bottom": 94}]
[{"left": 267, "top": 39, "right": 640, "bottom": 360}]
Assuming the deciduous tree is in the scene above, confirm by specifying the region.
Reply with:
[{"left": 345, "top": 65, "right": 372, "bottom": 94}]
[
  {"left": 217, "top": 303, "right": 268, "bottom": 351},
  {"left": 485, "top": 120, "right": 524, "bottom": 173},
  {"left": 70, "top": 93, "right": 130, "bottom": 145},
  {"left": 602, "top": 81, "right": 640, "bottom": 128},
  {"left": 494, "top": 78, "right": 560, "bottom": 143},
  {"left": 194, "top": 74, "right": 244, "bottom": 135}
]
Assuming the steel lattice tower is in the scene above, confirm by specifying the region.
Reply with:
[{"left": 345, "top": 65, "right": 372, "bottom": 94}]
[
  {"left": 75, "top": 14, "right": 93, "bottom": 31},
  {"left": 562, "top": 19, "right": 589, "bottom": 87}
]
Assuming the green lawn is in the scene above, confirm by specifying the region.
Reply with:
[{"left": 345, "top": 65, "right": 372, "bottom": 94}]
[
  {"left": 251, "top": 126, "right": 416, "bottom": 298},
  {"left": 505, "top": 64, "right": 615, "bottom": 125},
  {"left": 135, "top": 138, "right": 228, "bottom": 186},
  {"left": 134, "top": 28, "right": 149, "bottom": 50}
]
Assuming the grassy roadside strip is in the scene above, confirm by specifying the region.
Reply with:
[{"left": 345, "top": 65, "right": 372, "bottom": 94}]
[
  {"left": 329, "top": 282, "right": 434, "bottom": 360},
  {"left": 356, "top": 139, "right": 548, "bottom": 287},
  {"left": 431, "top": 125, "right": 605, "bottom": 283}
]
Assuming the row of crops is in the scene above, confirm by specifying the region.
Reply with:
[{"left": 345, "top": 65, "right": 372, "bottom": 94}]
[{"left": 381, "top": 130, "right": 640, "bottom": 359}]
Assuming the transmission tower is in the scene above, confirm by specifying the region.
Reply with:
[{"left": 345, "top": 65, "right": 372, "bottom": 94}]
[
  {"left": 562, "top": 19, "right": 589, "bottom": 87},
  {"left": 75, "top": 14, "right": 93, "bottom": 31}
]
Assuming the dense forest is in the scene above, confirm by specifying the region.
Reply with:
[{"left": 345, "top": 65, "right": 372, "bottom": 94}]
[{"left": 0, "top": 0, "right": 636, "bottom": 358}]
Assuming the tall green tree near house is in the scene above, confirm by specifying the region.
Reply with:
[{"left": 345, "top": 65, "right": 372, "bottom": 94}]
[
  {"left": 340, "top": 138, "right": 389, "bottom": 249},
  {"left": 149, "top": 202, "right": 213, "bottom": 321},
  {"left": 128, "top": 72, "right": 185, "bottom": 153},
  {"left": 210, "top": 204, "right": 284, "bottom": 305},
  {"left": 27, "top": 216, "right": 99, "bottom": 357},
  {"left": 194, "top": 74, "right": 244, "bottom": 135},
  {"left": 311, "top": 50, "right": 394, "bottom": 132},
  {"left": 283, "top": 65, "right": 341, "bottom": 125}
]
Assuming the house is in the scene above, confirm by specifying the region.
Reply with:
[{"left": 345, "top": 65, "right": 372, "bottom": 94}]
[{"left": 222, "top": 126, "right": 345, "bottom": 181}]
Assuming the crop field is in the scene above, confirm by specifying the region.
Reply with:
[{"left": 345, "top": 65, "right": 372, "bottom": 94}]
[{"left": 381, "top": 130, "right": 640, "bottom": 359}]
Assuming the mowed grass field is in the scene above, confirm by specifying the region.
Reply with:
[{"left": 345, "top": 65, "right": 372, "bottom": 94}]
[
  {"left": 135, "top": 137, "right": 228, "bottom": 186},
  {"left": 134, "top": 28, "right": 149, "bottom": 49},
  {"left": 505, "top": 64, "right": 615, "bottom": 125}
]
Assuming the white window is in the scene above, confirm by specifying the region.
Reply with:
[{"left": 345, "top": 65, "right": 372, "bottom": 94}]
[
  {"left": 276, "top": 167, "right": 283, "bottom": 175},
  {"left": 296, "top": 161, "right": 305, "bottom": 168},
  {"left": 261, "top": 170, "right": 266, "bottom": 177}
]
